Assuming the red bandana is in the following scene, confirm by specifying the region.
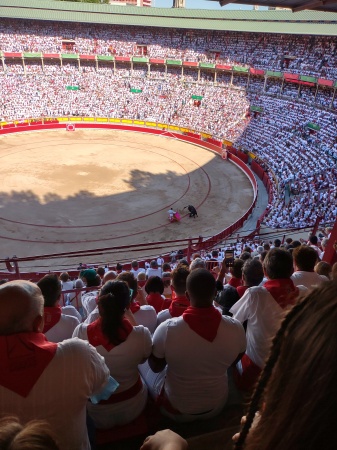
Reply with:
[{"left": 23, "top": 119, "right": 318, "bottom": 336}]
[
  {"left": 228, "top": 277, "right": 242, "bottom": 288},
  {"left": 146, "top": 293, "right": 164, "bottom": 314},
  {"left": 264, "top": 278, "right": 299, "bottom": 309},
  {"left": 183, "top": 306, "right": 222, "bottom": 342},
  {"left": 0, "top": 332, "right": 57, "bottom": 398},
  {"left": 43, "top": 306, "right": 62, "bottom": 333},
  {"left": 169, "top": 295, "right": 190, "bottom": 318},
  {"left": 87, "top": 318, "right": 133, "bottom": 352},
  {"left": 237, "top": 285, "right": 249, "bottom": 298},
  {"left": 129, "top": 301, "right": 140, "bottom": 314}
]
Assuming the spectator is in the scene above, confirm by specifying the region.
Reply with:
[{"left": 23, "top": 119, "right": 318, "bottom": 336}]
[
  {"left": 145, "top": 276, "right": 165, "bottom": 313},
  {"left": 141, "top": 269, "right": 246, "bottom": 421},
  {"left": 291, "top": 245, "right": 328, "bottom": 289},
  {"left": 37, "top": 274, "right": 80, "bottom": 343},
  {"left": 157, "top": 266, "right": 190, "bottom": 326},
  {"left": 73, "top": 280, "right": 152, "bottom": 428},
  {"left": 230, "top": 248, "right": 306, "bottom": 390},
  {"left": 0, "top": 280, "right": 110, "bottom": 450}
]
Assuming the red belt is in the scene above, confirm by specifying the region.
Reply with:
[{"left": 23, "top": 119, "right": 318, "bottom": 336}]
[{"left": 98, "top": 376, "right": 143, "bottom": 405}]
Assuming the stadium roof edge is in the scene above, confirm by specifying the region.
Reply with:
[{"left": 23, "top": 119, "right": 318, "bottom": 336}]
[{"left": 0, "top": 0, "right": 337, "bottom": 35}]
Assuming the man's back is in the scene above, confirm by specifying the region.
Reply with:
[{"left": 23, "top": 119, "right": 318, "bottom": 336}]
[
  {"left": 152, "top": 315, "right": 245, "bottom": 414},
  {"left": 0, "top": 338, "right": 109, "bottom": 450}
]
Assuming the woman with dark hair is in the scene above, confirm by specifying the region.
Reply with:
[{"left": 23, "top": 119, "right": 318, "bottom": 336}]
[
  {"left": 145, "top": 276, "right": 165, "bottom": 313},
  {"left": 73, "top": 281, "right": 152, "bottom": 429}
]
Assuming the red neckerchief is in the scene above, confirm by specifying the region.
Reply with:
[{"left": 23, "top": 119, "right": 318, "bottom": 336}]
[
  {"left": 228, "top": 277, "right": 242, "bottom": 288},
  {"left": 129, "top": 301, "right": 140, "bottom": 314},
  {"left": 87, "top": 318, "right": 133, "bottom": 352},
  {"left": 43, "top": 306, "right": 62, "bottom": 333},
  {"left": 237, "top": 285, "right": 249, "bottom": 298},
  {"left": 0, "top": 332, "right": 57, "bottom": 398},
  {"left": 264, "top": 278, "right": 299, "bottom": 309},
  {"left": 183, "top": 306, "right": 222, "bottom": 342},
  {"left": 146, "top": 293, "right": 164, "bottom": 313},
  {"left": 169, "top": 295, "right": 190, "bottom": 318}
]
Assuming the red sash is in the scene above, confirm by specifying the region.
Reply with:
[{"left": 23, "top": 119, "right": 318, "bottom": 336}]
[
  {"left": 87, "top": 318, "right": 133, "bottom": 352},
  {"left": 97, "top": 376, "right": 143, "bottom": 405},
  {"left": 237, "top": 285, "right": 249, "bottom": 298},
  {"left": 129, "top": 301, "right": 140, "bottom": 314},
  {"left": 168, "top": 295, "right": 190, "bottom": 318},
  {"left": 43, "top": 306, "right": 62, "bottom": 333},
  {"left": 264, "top": 278, "right": 299, "bottom": 309},
  {"left": 146, "top": 293, "right": 165, "bottom": 313},
  {"left": 0, "top": 332, "right": 57, "bottom": 398},
  {"left": 228, "top": 277, "right": 242, "bottom": 288},
  {"left": 183, "top": 306, "right": 222, "bottom": 342}
]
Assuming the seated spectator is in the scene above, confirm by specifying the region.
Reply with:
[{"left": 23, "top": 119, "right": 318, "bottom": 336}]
[
  {"left": 59, "top": 272, "right": 74, "bottom": 305},
  {"left": 130, "top": 260, "right": 145, "bottom": 277},
  {"left": 233, "top": 281, "right": 337, "bottom": 450},
  {"left": 308, "top": 235, "right": 322, "bottom": 258},
  {"left": 162, "top": 271, "right": 172, "bottom": 299},
  {"left": 231, "top": 248, "right": 306, "bottom": 391},
  {"left": 218, "top": 259, "right": 264, "bottom": 316},
  {"left": 291, "top": 245, "right": 328, "bottom": 289},
  {"left": 96, "top": 266, "right": 106, "bottom": 280},
  {"left": 0, "top": 416, "right": 59, "bottom": 450},
  {"left": 37, "top": 274, "right": 80, "bottom": 343},
  {"left": 146, "top": 260, "right": 162, "bottom": 279},
  {"left": 141, "top": 269, "right": 246, "bottom": 422},
  {"left": 189, "top": 257, "right": 206, "bottom": 271},
  {"left": 118, "top": 272, "right": 157, "bottom": 334},
  {"left": 314, "top": 261, "right": 332, "bottom": 279},
  {"left": 73, "top": 280, "right": 152, "bottom": 429},
  {"left": 80, "top": 269, "right": 101, "bottom": 317},
  {"left": 145, "top": 276, "right": 166, "bottom": 313},
  {"left": 162, "top": 262, "right": 172, "bottom": 272},
  {"left": 0, "top": 280, "right": 110, "bottom": 450},
  {"left": 157, "top": 266, "right": 190, "bottom": 326}
]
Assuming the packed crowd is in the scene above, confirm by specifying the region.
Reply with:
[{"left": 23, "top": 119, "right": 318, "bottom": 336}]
[
  {"left": 237, "top": 95, "right": 337, "bottom": 228},
  {"left": 1, "top": 19, "right": 337, "bottom": 79},
  {"left": 1, "top": 234, "right": 336, "bottom": 449},
  {"left": 0, "top": 70, "right": 250, "bottom": 141}
]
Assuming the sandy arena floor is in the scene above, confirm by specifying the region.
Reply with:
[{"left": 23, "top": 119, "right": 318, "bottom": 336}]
[{"left": 0, "top": 129, "right": 253, "bottom": 270}]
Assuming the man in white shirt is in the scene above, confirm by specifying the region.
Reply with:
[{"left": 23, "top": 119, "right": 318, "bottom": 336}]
[
  {"left": 142, "top": 269, "right": 246, "bottom": 421},
  {"left": 37, "top": 274, "right": 80, "bottom": 343},
  {"left": 231, "top": 248, "right": 307, "bottom": 391},
  {"left": 146, "top": 260, "right": 162, "bottom": 279},
  {"left": 291, "top": 245, "right": 328, "bottom": 289},
  {"left": 0, "top": 280, "right": 110, "bottom": 450},
  {"left": 130, "top": 260, "right": 146, "bottom": 278}
]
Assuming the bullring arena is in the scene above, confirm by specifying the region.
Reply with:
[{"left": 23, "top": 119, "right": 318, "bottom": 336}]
[{"left": 0, "top": 126, "right": 253, "bottom": 265}]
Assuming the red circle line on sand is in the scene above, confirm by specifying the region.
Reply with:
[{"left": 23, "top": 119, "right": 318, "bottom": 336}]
[
  {"left": 0, "top": 139, "right": 209, "bottom": 228},
  {"left": 0, "top": 134, "right": 213, "bottom": 244}
]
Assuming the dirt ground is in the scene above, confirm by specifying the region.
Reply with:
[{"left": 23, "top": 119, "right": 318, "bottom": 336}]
[{"left": 0, "top": 129, "right": 253, "bottom": 271}]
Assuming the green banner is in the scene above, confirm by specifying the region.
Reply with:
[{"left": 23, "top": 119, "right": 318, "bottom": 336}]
[
  {"left": 199, "top": 63, "right": 215, "bottom": 69},
  {"left": 191, "top": 95, "right": 203, "bottom": 100},
  {"left": 130, "top": 88, "right": 142, "bottom": 93},
  {"left": 307, "top": 122, "right": 320, "bottom": 131},
  {"left": 300, "top": 75, "right": 317, "bottom": 83},
  {"left": 233, "top": 66, "right": 249, "bottom": 73},
  {"left": 66, "top": 86, "right": 80, "bottom": 91},
  {"left": 250, "top": 106, "right": 263, "bottom": 112},
  {"left": 266, "top": 70, "right": 283, "bottom": 78}
]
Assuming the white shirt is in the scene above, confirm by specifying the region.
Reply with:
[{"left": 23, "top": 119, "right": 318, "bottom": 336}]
[
  {"left": 0, "top": 338, "right": 109, "bottom": 450},
  {"left": 61, "top": 305, "right": 82, "bottom": 322},
  {"left": 291, "top": 271, "right": 328, "bottom": 289},
  {"left": 152, "top": 315, "right": 246, "bottom": 414},
  {"left": 230, "top": 285, "right": 306, "bottom": 368},
  {"left": 133, "top": 305, "right": 157, "bottom": 334},
  {"left": 45, "top": 314, "right": 80, "bottom": 343},
  {"left": 146, "top": 268, "right": 162, "bottom": 278},
  {"left": 82, "top": 291, "right": 99, "bottom": 317}
]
